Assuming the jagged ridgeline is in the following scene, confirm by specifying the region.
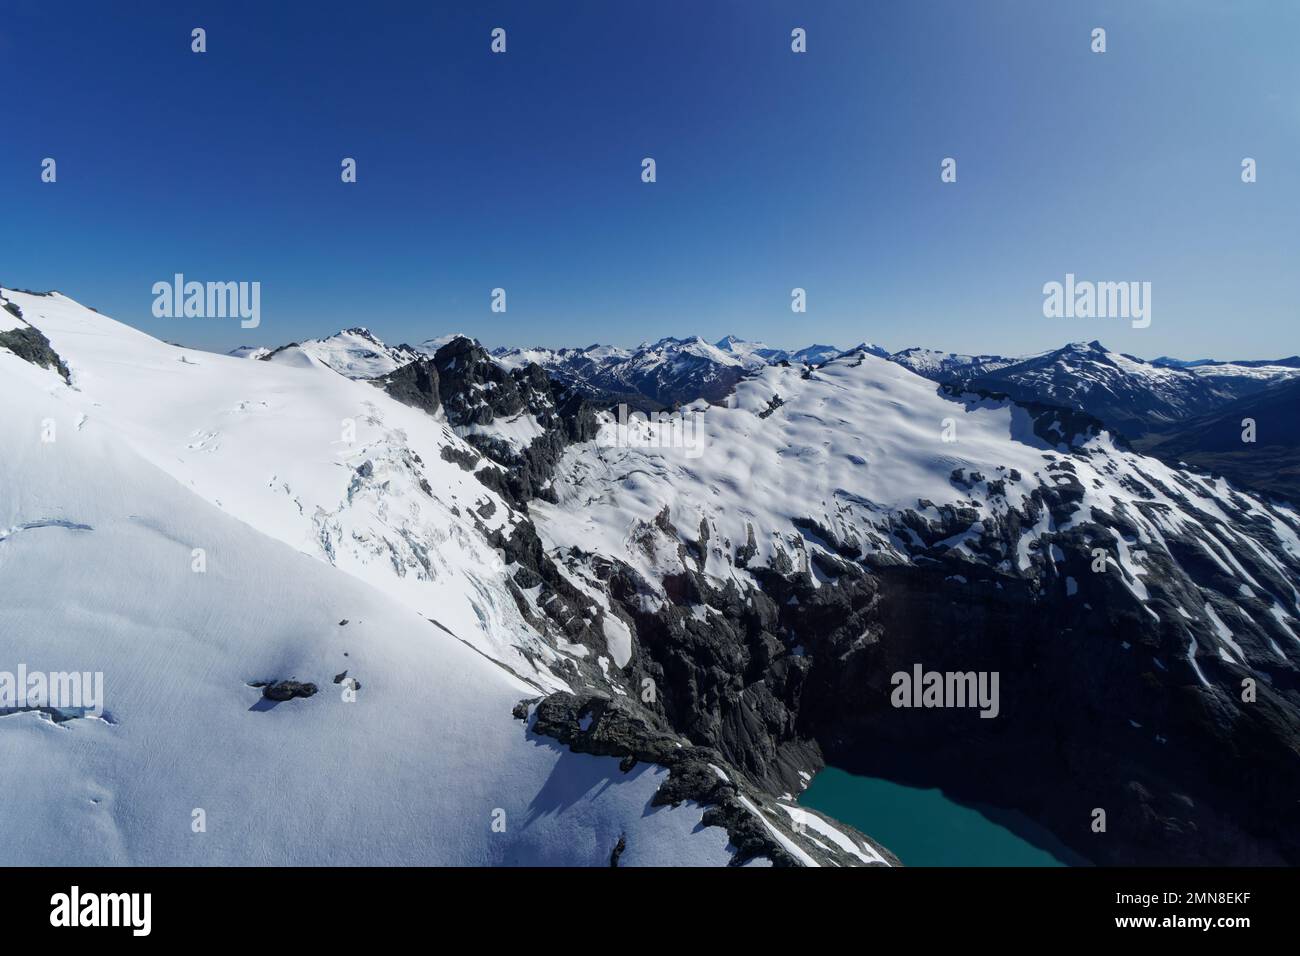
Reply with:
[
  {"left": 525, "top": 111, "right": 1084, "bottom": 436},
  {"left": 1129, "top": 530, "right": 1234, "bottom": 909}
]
[
  {"left": 305, "top": 324, "right": 1300, "bottom": 866},
  {"left": 5, "top": 288, "right": 1298, "bottom": 866}
]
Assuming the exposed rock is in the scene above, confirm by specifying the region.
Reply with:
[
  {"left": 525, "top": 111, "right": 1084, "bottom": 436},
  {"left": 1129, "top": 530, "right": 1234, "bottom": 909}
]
[
  {"left": 529, "top": 691, "right": 889, "bottom": 866},
  {"left": 253, "top": 680, "right": 318, "bottom": 702},
  {"left": 376, "top": 357, "right": 441, "bottom": 415},
  {"left": 379, "top": 336, "right": 600, "bottom": 507},
  {"left": 0, "top": 324, "right": 71, "bottom": 383}
]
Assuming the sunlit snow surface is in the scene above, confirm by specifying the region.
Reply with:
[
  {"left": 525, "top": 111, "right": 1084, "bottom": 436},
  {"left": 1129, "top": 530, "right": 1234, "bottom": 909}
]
[
  {"left": 0, "top": 290, "right": 734, "bottom": 866},
  {"left": 5, "top": 289, "right": 1299, "bottom": 866},
  {"left": 534, "top": 352, "right": 1300, "bottom": 672}
]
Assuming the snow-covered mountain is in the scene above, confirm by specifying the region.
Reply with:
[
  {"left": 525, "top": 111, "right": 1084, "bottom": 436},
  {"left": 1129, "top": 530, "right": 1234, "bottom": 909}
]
[
  {"left": 964, "top": 341, "right": 1300, "bottom": 439},
  {"left": 492, "top": 335, "right": 857, "bottom": 410},
  {"left": 416, "top": 332, "right": 478, "bottom": 355},
  {"left": 888, "top": 347, "right": 1021, "bottom": 382},
  {"left": 1154, "top": 354, "right": 1300, "bottom": 371},
  {"left": 239, "top": 327, "right": 422, "bottom": 379},
  {"left": 234, "top": 321, "right": 1300, "bottom": 511},
  {"left": 246, "top": 327, "right": 857, "bottom": 414},
  {"left": 527, "top": 348, "right": 1300, "bottom": 865},
  {"left": 791, "top": 343, "right": 846, "bottom": 364},
  {"left": 232, "top": 327, "right": 1298, "bottom": 458},
  {"left": 713, "top": 335, "right": 849, "bottom": 367},
  {"left": 1137, "top": 375, "right": 1300, "bottom": 504},
  {"left": 228, "top": 344, "right": 271, "bottom": 360},
  {"left": 1184, "top": 357, "right": 1300, "bottom": 388},
  {"left": 892, "top": 342, "right": 1300, "bottom": 503},
  {"left": 10, "top": 288, "right": 1299, "bottom": 866},
  {"left": 712, "top": 334, "right": 788, "bottom": 366},
  {"left": 492, "top": 335, "right": 748, "bottom": 409},
  {"left": 0, "top": 288, "right": 884, "bottom": 867}
]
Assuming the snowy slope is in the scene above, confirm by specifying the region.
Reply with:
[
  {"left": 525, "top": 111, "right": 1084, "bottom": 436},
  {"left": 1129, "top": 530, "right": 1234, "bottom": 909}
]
[
  {"left": 420, "top": 332, "right": 478, "bottom": 350},
  {"left": 279, "top": 327, "right": 420, "bottom": 379},
  {"left": 713, "top": 335, "right": 792, "bottom": 367},
  {"left": 523, "top": 346, "right": 1300, "bottom": 864},
  {"left": 1137, "top": 375, "right": 1300, "bottom": 505},
  {"left": 228, "top": 344, "right": 271, "bottom": 360},
  {"left": 535, "top": 351, "right": 1300, "bottom": 680},
  {"left": 492, "top": 343, "right": 631, "bottom": 377},
  {"left": 791, "top": 343, "right": 845, "bottom": 365},
  {"left": 888, "top": 346, "right": 1020, "bottom": 382},
  {"left": 4, "top": 292, "right": 552, "bottom": 678},
  {"left": 966, "top": 341, "right": 1298, "bottom": 438},
  {"left": 494, "top": 336, "right": 857, "bottom": 409},
  {"left": 493, "top": 336, "right": 746, "bottom": 407},
  {"left": 1187, "top": 360, "right": 1300, "bottom": 388},
  {"left": 0, "top": 348, "right": 749, "bottom": 865},
  {"left": 0, "top": 289, "right": 880, "bottom": 867}
]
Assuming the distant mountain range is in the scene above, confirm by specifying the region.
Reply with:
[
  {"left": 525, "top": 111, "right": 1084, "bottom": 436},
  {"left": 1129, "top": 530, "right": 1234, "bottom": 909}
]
[
  {"left": 1135, "top": 376, "right": 1300, "bottom": 504},
  {"left": 8, "top": 286, "right": 1300, "bottom": 866},
  {"left": 228, "top": 330, "right": 1300, "bottom": 507},
  {"left": 490, "top": 336, "right": 862, "bottom": 409},
  {"left": 959, "top": 341, "right": 1299, "bottom": 439}
]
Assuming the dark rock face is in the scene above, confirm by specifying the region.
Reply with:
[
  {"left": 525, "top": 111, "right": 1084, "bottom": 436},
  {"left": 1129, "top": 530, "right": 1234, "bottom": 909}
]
[
  {"left": 512, "top": 377, "right": 1300, "bottom": 865},
  {"left": 942, "top": 382, "right": 1124, "bottom": 450},
  {"left": 493, "top": 336, "right": 749, "bottom": 410},
  {"left": 529, "top": 691, "right": 896, "bottom": 867},
  {"left": 418, "top": 336, "right": 1300, "bottom": 866},
  {"left": 438, "top": 444, "right": 481, "bottom": 472},
  {"left": 0, "top": 324, "right": 71, "bottom": 383},
  {"left": 604, "top": 561, "right": 824, "bottom": 795},
  {"left": 377, "top": 337, "right": 599, "bottom": 506},
  {"left": 963, "top": 342, "right": 1277, "bottom": 440},
  {"left": 255, "top": 680, "right": 318, "bottom": 702},
  {"left": 799, "top": 562, "right": 1300, "bottom": 866},
  {"left": 1136, "top": 376, "right": 1300, "bottom": 504},
  {"left": 377, "top": 357, "right": 442, "bottom": 416},
  {"left": 479, "top": 517, "right": 621, "bottom": 670},
  {"left": 573, "top": 474, "right": 1300, "bottom": 866}
]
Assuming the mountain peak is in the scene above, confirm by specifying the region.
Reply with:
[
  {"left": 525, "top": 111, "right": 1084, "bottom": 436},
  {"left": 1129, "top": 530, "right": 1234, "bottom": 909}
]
[{"left": 1059, "top": 340, "right": 1108, "bottom": 354}]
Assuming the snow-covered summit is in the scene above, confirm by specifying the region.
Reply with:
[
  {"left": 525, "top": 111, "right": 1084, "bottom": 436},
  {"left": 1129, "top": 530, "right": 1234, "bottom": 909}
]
[
  {"left": 888, "top": 346, "right": 1019, "bottom": 381},
  {"left": 276, "top": 326, "right": 421, "bottom": 379},
  {"left": 965, "top": 340, "right": 1300, "bottom": 438},
  {"left": 0, "top": 287, "right": 886, "bottom": 867},
  {"left": 529, "top": 344, "right": 1300, "bottom": 864}
]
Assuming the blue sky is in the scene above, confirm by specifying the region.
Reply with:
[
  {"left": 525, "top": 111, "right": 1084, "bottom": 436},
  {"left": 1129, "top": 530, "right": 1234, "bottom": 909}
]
[{"left": 1, "top": 1, "right": 1296, "bottom": 359}]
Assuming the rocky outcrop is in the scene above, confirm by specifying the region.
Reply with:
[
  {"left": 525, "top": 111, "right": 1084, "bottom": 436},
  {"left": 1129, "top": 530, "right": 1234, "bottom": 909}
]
[
  {"left": 563, "top": 476, "right": 1300, "bottom": 866},
  {"left": 528, "top": 691, "right": 896, "bottom": 867},
  {"left": 378, "top": 357, "right": 442, "bottom": 416},
  {"left": 0, "top": 323, "right": 71, "bottom": 383},
  {"left": 1136, "top": 376, "right": 1300, "bottom": 504},
  {"left": 418, "top": 339, "right": 1300, "bottom": 867},
  {"left": 252, "top": 680, "right": 319, "bottom": 702},
  {"left": 377, "top": 337, "right": 599, "bottom": 506}
]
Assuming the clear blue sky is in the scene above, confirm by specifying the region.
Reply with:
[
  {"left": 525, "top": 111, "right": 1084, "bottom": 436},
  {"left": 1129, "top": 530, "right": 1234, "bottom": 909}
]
[{"left": 1, "top": 0, "right": 1295, "bottom": 359}]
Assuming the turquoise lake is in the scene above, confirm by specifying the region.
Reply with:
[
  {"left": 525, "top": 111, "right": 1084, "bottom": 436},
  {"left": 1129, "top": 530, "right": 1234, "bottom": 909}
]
[{"left": 800, "top": 767, "right": 1081, "bottom": 866}]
